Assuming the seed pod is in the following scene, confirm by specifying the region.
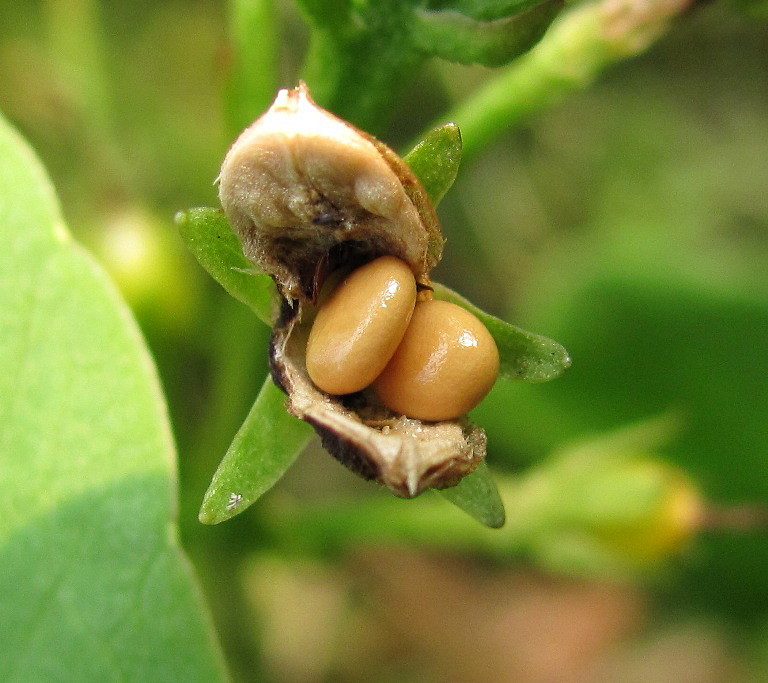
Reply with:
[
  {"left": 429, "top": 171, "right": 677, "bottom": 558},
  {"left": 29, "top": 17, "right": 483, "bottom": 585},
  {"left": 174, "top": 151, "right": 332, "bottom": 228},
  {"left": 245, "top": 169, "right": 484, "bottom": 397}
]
[
  {"left": 219, "top": 83, "right": 442, "bottom": 303},
  {"left": 219, "top": 83, "right": 488, "bottom": 498}
]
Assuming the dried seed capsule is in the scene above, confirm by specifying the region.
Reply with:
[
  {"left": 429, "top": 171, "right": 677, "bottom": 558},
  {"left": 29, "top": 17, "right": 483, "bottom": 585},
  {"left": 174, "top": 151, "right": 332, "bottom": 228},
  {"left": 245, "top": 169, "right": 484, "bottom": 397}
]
[
  {"left": 373, "top": 300, "right": 499, "bottom": 422},
  {"left": 306, "top": 256, "right": 416, "bottom": 395},
  {"left": 223, "top": 84, "right": 488, "bottom": 498},
  {"left": 217, "top": 83, "right": 442, "bottom": 303}
]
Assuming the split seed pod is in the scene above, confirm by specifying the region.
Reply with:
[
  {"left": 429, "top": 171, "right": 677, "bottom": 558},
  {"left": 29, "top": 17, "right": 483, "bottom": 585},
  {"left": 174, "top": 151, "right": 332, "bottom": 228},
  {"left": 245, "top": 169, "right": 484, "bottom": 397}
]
[{"left": 218, "top": 83, "right": 488, "bottom": 498}]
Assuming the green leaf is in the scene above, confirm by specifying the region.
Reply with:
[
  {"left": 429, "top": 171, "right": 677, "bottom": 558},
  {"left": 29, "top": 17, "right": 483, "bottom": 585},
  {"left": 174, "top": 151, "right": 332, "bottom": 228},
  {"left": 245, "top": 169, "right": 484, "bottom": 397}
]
[
  {"left": 176, "top": 206, "right": 276, "bottom": 325},
  {"left": 0, "top": 115, "right": 226, "bottom": 679},
  {"left": 433, "top": 282, "right": 571, "bottom": 381},
  {"left": 409, "top": 0, "right": 564, "bottom": 67},
  {"left": 420, "top": 0, "right": 543, "bottom": 20},
  {"left": 403, "top": 123, "right": 463, "bottom": 206},
  {"left": 299, "top": 0, "right": 564, "bottom": 129},
  {"left": 437, "top": 461, "right": 506, "bottom": 528},
  {"left": 199, "top": 375, "right": 313, "bottom": 524}
]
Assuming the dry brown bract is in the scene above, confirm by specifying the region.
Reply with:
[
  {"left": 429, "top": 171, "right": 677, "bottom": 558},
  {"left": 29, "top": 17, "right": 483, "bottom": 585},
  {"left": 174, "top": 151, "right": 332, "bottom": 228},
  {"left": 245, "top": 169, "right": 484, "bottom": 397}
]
[{"left": 218, "top": 83, "right": 487, "bottom": 497}]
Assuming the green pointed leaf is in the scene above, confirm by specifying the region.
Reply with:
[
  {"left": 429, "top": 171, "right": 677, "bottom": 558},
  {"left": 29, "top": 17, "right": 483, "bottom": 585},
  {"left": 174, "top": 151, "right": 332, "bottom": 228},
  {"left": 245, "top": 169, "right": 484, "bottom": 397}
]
[
  {"left": 437, "top": 461, "right": 506, "bottom": 528},
  {"left": 176, "top": 206, "right": 276, "bottom": 325},
  {"left": 403, "top": 122, "right": 463, "bottom": 206},
  {"left": 409, "top": 0, "right": 564, "bottom": 67},
  {"left": 199, "top": 375, "right": 313, "bottom": 524},
  {"left": 433, "top": 282, "right": 571, "bottom": 381},
  {"left": 0, "top": 115, "right": 226, "bottom": 679}
]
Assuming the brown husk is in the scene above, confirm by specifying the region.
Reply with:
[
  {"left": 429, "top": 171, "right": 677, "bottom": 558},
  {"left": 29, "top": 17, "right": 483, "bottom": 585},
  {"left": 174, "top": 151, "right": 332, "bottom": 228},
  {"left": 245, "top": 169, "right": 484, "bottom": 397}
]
[{"left": 270, "top": 300, "right": 486, "bottom": 497}]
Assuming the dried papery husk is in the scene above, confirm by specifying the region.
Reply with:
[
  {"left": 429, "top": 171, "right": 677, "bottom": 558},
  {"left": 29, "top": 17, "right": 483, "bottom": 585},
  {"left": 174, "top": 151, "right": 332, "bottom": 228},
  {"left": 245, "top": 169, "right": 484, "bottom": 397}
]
[
  {"left": 218, "top": 82, "right": 443, "bottom": 304},
  {"left": 220, "top": 83, "right": 486, "bottom": 497},
  {"left": 270, "top": 300, "right": 486, "bottom": 497}
]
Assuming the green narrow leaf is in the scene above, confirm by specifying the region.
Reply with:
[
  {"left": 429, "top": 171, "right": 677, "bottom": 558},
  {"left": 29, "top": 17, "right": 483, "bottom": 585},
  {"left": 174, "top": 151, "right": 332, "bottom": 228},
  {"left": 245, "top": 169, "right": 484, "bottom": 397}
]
[
  {"left": 437, "top": 461, "right": 506, "bottom": 528},
  {"left": 200, "top": 375, "right": 313, "bottom": 524},
  {"left": 433, "top": 282, "right": 571, "bottom": 381},
  {"left": 403, "top": 122, "right": 463, "bottom": 206},
  {"left": 0, "top": 115, "right": 226, "bottom": 679},
  {"left": 176, "top": 206, "right": 276, "bottom": 325},
  {"left": 409, "top": 0, "right": 564, "bottom": 67}
]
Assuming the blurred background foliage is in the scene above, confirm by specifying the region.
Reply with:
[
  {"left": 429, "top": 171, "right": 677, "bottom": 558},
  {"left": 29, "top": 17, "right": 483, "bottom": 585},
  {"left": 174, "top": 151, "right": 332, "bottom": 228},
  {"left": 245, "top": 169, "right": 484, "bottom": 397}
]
[{"left": 1, "top": 0, "right": 767, "bottom": 680}]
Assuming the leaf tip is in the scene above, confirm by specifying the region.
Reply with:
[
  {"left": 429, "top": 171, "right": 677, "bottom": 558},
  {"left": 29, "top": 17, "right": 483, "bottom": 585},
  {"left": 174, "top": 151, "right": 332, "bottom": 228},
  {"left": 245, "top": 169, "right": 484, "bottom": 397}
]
[
  {"left": 446, "top": 121, "right": 462, "bottom": 141},
  {"left": 198, "top": 488, "right": 232, "bottom": 525},
  {"left": 198, "top": 501, "right": 221, "bottom": 525},
  {"left": 484, "top": 507, "right": 507, "bottom": 529},
  {"left": 198, "top": 511, "right": 215, "bottom": 525},
  {"left": 545, "top": 341, "right": 572, "bottom": 378},
  {"left": 437, "top": 461, "right": 506, "bottom": 528}
]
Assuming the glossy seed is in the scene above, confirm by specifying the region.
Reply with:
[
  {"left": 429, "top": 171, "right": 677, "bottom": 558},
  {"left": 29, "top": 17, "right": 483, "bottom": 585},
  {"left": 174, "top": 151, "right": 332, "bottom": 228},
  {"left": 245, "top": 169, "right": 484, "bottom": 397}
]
[
  {"left": 373, "top": 300, "right": 499, "bottom": 421},
  {"left": 306, "top": 256, "right": 417, "bottom": 395}
]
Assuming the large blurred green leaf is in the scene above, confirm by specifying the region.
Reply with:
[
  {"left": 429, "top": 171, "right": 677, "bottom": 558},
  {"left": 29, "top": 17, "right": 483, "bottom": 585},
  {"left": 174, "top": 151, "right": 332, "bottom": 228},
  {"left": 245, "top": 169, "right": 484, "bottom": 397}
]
[{"left": 0, "top": 115, "right": 226, "bottom": 680}]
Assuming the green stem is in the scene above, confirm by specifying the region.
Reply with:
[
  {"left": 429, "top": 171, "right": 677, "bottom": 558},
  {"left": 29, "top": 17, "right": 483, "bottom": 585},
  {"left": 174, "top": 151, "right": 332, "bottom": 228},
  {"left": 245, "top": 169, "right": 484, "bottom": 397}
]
[
  {"left": 43, "top": 0, "right": 112, "bottom": 132},
  {"left": 225, "top": 0, "right": 279, "bottom": 136},
  {"left": 266, "top": 475, "right": 543, "bottom": 558},
  {"left": 436, "top": 0, "right": 694, "bottom": 161},
  {"left": 43, "top": 0, "right": 137, "bottom": 207}
]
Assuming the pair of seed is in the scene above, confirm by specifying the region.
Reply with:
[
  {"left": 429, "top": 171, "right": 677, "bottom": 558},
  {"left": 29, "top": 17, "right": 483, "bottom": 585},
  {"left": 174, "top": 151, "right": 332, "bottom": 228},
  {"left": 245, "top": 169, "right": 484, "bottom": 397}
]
[{"left": 305, "top": 256, "right": 499, "bottom": 422}]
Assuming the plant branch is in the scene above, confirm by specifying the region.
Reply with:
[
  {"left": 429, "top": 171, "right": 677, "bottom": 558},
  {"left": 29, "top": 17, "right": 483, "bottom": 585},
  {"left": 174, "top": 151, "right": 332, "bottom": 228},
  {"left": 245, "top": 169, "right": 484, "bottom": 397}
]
[{"left": 435, "top": 0, "right": 696, "bottom": 161}]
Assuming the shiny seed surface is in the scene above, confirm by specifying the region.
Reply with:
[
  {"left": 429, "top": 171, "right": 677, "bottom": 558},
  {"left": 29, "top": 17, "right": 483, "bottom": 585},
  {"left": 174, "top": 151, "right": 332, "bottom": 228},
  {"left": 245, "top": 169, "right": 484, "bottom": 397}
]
[
  {"left": 373, "top": 300, "right": 499, "bottom": 421},
  {"left": 306, "top": 256, "right": 416, "bottom": 395}
]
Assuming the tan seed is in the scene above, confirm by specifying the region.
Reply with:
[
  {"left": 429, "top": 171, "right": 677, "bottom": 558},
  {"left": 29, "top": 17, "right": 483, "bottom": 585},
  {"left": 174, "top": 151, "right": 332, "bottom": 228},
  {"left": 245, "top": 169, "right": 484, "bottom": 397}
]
[
  {"left": 373, "top": 300, "right": 499, "bottom": 421},
  {"left": 306, "top": 256, "right": 416, "bottom": 395}
]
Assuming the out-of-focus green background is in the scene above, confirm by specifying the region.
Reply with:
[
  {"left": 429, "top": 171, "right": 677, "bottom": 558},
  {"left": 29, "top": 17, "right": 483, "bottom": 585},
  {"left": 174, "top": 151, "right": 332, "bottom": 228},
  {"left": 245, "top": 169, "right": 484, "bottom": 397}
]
[{"left": 2, "top": 0, "right": 767, "bottom": 679}]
